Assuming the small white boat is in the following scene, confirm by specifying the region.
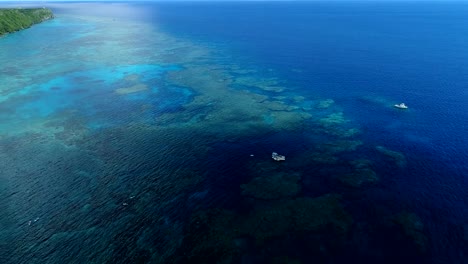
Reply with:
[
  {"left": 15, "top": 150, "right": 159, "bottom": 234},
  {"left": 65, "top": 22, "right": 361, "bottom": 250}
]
[
  {"left": 394, "top": 103, "right": 408, "bottom": 109},
  {"left": 272, "top": 152, "right": 286, "bottom": 161}
]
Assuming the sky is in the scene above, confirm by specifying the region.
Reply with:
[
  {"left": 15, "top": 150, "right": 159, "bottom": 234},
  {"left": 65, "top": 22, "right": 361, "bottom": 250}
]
[
  {"left": 0, "top": 0, "right": 462, "bottom": 2},
  {"left": 0, "top": 0, "right": 464, "bottom": 4}
]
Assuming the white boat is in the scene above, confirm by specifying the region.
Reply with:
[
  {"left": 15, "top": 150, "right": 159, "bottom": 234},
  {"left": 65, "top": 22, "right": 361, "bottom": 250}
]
[
  {"left": 394, "top": 103, "right": 408, "bottom": 109},
  {"left": 272, "top": 152, "right": 286, "bottom": 161}
]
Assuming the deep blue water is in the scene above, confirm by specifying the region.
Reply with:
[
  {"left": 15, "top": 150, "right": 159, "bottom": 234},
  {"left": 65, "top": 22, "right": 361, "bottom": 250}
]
[
  {"left": 0, "top": 1, "right": 467, "bottom": 264},
  {"left": 147, "top": 0, "right": 468, "bottom": 218}
]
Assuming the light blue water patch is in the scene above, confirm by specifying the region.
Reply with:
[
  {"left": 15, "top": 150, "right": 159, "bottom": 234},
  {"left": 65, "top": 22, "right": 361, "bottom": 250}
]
[
  {"left": 156, "top": 85, "right": 195, "bottom": 112},
  {"left": 262, "top": 114, "right": 275, "bottom": 125},
  {"left": 0, "top": 17, "right": 96, "bottom": 60},
  {"left": 1, "top": 64, "right": 174, "bottom": 101},
  {"left": 1, "top": 64, "right": 185, "bottom": 129}
]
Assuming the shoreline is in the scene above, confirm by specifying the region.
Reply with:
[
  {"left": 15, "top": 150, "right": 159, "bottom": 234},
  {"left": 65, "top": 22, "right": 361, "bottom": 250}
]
[{"left": 0, "top": 7, "right": 54, "bottom": 36}]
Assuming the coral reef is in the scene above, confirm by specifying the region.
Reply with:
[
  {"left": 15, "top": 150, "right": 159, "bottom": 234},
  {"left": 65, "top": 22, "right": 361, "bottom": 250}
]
[
  {"left": 171, "top": 209, "right": 241, "bottom": 263},
  {"left": 338, "top": 159, "right": 379, "bottom": 187},
  {"left": 315, "top": 99, "right": 335, "bottom": 109},
  {"left": 376, "top": 146, "right": 407, "bottom": 168},
  {"left": 162, "top": 64, "right": 312, "bottom": 138},
  {"left": 308, "top": 152, "right": 339, "bottom": 164},
  {"left": 393, "top": 212, "right": 428, "bottom": 252},
  {"left": 317, "top": 140, "right": 363, "bottom": 154},
  {"left": 319, "top": 112, "right": 348, "bottom": 128},
  {"left": 313, "top": 112, "right": 363, "bottom": 139},
  {"left": 303, "top": 139, "right": 363, "bottom": 165},
  {"left": 242, "top": 194, "right": 352, "bottom": 244},
  {"left": 115, "top": 84, "right": 148, "bottom": 95},
  {"left": 241, "top": 171, "right": 301, "bottom": 200},
  {"left": 234, "top": 76, "right": 285, "bottom": 93},
  {"left": 176, "top": 194, "right": 352, "bottom": 262},
  {"left": 292, "top": 95, "right": 306, "bottom": 103},
  {"left": 241, "top": 159, "right": 301, "bottom": 200},
  {"left": 338, "top": 128, "right": 361, "bottom": 138}
]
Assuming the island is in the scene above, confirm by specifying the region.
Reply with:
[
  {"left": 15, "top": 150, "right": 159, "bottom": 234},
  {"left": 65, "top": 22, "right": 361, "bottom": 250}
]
[{"left": 0, "top": 7, "right": 53, "bottom": 36}]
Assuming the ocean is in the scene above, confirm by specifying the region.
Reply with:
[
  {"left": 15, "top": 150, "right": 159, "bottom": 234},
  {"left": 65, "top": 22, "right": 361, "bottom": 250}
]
[{"left": 0, "top": 1, "right": 466, "bottom": 263}]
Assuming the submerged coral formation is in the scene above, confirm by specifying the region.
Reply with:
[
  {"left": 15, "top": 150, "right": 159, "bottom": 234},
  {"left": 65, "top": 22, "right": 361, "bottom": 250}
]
[
  {"left": 241, "top": 159, "right": 301, "bottom": 200},
  {"left": 317, "top": 140, "right": 363, "bottom": 154},
  {"left": 176, "top": 194, "right": 352, "bottom": 262},
  {"left": 319, "top": 112, "right": 348, "bottom": 128},
  {"left": 241, "top": 171, "right": 301, "bottom": 200},
  {"left": 376, "top": 145, "right": 407, "bottom": 168},
  {"left": 172, "top": 209, "right": 241, "bottom": 263},
  {"left": 234, "top": 76, "right": 286, "bottom": 93},
  {"left": 338, "top": 159, "right": 379, "bottom": 187},
  {"left": 315, "top": 99, "right": 335, "bottom": 109},
  {"left": 393, "top": 212, "right": 428, "bottom": 252},
  {"left": 161, "top": 64, "right": 312, "bottom": 138},
  {"left": 115, "top": 84, "right": 148, "bottom": 94},
  {"left": 295, "top": 139, "right": 363, "bottom": 166},
  {"left": 313, "top": 111, "right": 363, "bottom": 139}
]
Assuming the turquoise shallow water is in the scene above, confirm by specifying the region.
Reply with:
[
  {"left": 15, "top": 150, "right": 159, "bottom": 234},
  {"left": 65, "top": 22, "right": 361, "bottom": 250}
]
[{"left": 0, "top": 2, "right": 467, "bottom": 264}]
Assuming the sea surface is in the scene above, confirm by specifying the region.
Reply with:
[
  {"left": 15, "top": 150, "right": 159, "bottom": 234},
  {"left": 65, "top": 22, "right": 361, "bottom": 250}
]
[{"left": 0, "top": 1, "right": 467, "bottom": 264}]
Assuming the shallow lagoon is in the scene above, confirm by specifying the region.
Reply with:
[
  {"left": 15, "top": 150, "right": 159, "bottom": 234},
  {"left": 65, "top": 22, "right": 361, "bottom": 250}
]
[{"left": 0, "top": 2, "right": 466, "bottom": 264}]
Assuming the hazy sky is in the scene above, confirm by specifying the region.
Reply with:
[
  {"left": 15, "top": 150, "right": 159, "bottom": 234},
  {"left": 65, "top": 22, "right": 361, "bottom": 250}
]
[
  {"left": 0, "top": 0, "right": 463, "bottom": 3},
  {"left": 0, "top": 0, "right": 461, "bottom": 2}
]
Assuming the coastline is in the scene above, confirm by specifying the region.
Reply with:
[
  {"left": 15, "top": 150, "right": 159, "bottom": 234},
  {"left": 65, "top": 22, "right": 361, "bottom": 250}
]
[{"left": 0, "top": 7, "right": 53, "bottom": 36}]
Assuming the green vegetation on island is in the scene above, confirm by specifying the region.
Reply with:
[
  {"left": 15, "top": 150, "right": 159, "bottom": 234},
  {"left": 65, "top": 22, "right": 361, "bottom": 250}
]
[{"left": 0, "top": 7, "right": 53, "bottom": 35}]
